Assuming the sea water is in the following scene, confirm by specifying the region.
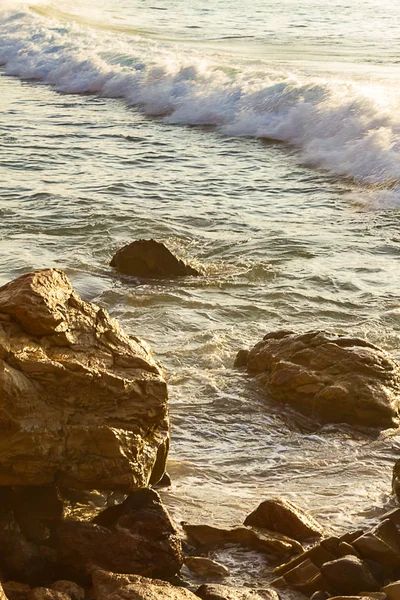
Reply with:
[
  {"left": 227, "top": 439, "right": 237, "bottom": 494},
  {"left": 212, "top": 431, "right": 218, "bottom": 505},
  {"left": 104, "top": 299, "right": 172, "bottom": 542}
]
[{"left": 1, "top": 0, "right": 400, "bottom": 585}]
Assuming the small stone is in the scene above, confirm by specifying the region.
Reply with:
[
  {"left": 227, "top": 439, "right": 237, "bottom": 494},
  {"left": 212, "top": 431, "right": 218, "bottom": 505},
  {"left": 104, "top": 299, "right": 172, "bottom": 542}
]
[{"left": 184, "top": 556, "right": 230, "bottom": 578}]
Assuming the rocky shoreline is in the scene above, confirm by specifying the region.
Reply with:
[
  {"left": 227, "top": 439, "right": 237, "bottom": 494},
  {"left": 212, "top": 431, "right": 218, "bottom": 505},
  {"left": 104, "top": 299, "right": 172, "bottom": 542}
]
[{"left": 1, "top": 242, "right": 400, "bottom": 600}]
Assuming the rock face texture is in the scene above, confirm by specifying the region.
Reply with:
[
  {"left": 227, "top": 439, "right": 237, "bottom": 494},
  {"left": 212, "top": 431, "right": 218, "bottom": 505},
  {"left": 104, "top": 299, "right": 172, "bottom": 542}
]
[
  {"left": 110, "top": 239, "right": 200, "bottom": 278},
  {"left": 237, "top": 330, "right": 400, "bottom": 428},
  {"left": 244, "top": 498, "right": 324, "bottom": 541},
  {"left": 0, "top": 269, "right": 169, "bottom": 490},
  {"left": 56, "top": 489, "right": 183, "bottom": 580},
  {"left": 92, "top": 571, "right": 198, "bottom": 600}
]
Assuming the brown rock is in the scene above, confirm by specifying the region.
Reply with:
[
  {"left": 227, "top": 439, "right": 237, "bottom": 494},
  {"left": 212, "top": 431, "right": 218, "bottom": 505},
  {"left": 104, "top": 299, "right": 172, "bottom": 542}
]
[
  {"left": 2, "top": 582, "right": 31, "bottom": 600},
  {"left": 50, "top": 582, "right": 84, "bottom": 600},
  {"left": 0, "top": 269, "right": 169, "bottom": 490},
  {"left": 238, "top": 330, "right": 400, "bottom": 427},
  {"left": 56, "top": 489, "right": 183, "bottom": 580},
  {"left": 105, "top": 584, "right": 198, "bottom": 600},
  {"left": 29, "top": 590, "right": 70, "bottom": 600},
  {"left": 195, "top": 584, "right": 279, "bottom": 600},
  {"left": 352, "top": 520, "right": 400, "bottom": 575},
  {"left": 184, "top": 556, "right": 230, "bottom": 578},
  {"left": 182, "top": 523, "right": 302, "bottom": 558},
  {"left": 392, "top": 461, "right": 400, "bottom": 502},
  {"left": 92, "top": 570, "right": 170, "bottom": 600},
  {"left": 381, "top": 581, "right": 400, "bottom": 600},
  {"left": 321, "top": 556, "right": 380, "bottom": 595},
  {"left": 110, "top": 240, "right": 200, "bottom": 278},
  {"left": 244, "top": 498, "right": 324, "bottom": 541},
  {"left": 1, "top": 583, "right": 11, "bottom": 600}
]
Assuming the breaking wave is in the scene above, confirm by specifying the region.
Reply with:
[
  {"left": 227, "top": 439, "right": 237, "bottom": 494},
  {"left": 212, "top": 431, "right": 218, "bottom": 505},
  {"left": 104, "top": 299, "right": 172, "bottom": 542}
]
[{"left": 1, "top": 4, "right": 399, "bottom": 194}]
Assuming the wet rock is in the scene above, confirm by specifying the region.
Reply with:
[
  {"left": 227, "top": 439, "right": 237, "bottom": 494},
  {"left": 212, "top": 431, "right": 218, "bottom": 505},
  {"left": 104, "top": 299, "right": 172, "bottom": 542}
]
[
  {"left": 182, "top": 523, "right": 302, "bottom": 558},
  {"left": 0, "top": 268, "right": 169, "bottom": 490},
  {"left": 110, "top": 239, "right": 200, "bottom": 278},
  {"left": 321, "top": 556, "right": 380, "bottom": 595},
  {"left": 244, "top": 497, "right": 324, "bottom": 541},
  {"left": 195, "top": 584, "right": 279, "bottom": 600},
  {"left": 50, "top": 582, "right": 84, "bottom": 600},
  {"left": 184, "top": 556, "right": 230, "bottom": 578},
  {"left": 238, "top": 330, "right": 400, "bottom": 427},
  {"left": 56, "top": 489, "right": 183, "bottom": 581}
]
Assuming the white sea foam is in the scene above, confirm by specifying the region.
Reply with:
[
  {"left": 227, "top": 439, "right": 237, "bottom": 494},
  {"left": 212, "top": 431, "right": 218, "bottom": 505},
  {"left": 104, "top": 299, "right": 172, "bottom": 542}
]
[{"left": 1, "top": 6, "right": 399, "bottom": 198}]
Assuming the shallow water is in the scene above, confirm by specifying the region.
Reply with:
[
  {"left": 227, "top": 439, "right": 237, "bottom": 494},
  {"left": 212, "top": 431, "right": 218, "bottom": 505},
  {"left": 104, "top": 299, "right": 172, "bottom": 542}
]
[{"left": 1, "top": 0, "right": 400, "bottom": 586}]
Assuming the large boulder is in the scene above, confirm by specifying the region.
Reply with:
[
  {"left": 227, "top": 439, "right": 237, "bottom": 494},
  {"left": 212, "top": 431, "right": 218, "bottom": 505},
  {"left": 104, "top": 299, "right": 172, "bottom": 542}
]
[
  {"left": 110, "top": 239, "right": 200, "bottom": 278},
  {"left": 236, "top": 330, "right": 400, "bottom": 427},
  {"left": 0, "top": 269, "right": 169, "bottom": 490}
]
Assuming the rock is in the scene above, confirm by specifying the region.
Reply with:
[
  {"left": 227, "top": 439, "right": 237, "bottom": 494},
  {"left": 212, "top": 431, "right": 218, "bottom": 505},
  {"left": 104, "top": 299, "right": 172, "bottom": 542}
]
[
  {"left": 50, "top": 582, "right": 84, "bottom": 600},
  {"left": 56, "top": 488, "right": 183, "bottom": 581},
  {"left": 181, "top": 523, "right": 302, "bottom": 558},
  {"left": 195, "top": 584, "right": 279, "bottom": 600},
  {"left": 244, "top": 498, "right": 324, "bottom": 541},
  {"left": 0, "top": 519, "right": 57, "bottom": 585},
  {"left": 238, "top": 330, "right": 400, "bottom": 427},
  {"left": 321, "top": 556, "right": 380, "bottom": 595},
  {"left": 184, "top": 556, "right": 230, "bottom": 578},
  {"left": 92, "top": 570, "right": 171, "bottom": 600},
  {"left": 1, "top": 584, "right": 11, "bottom": 600},
  {"left": 352, "top": 520, "right": 400, "bottom": 575},
  {"left": 29, "top": 590, "right": 70, "bottom": 600},
  {"left": 2, "top": 582, "right": 31, "bottom": 600},
  {"left": 310, "top": 592, "right": 330, "bottom": 600},
  {"left": 0, "top": 269, "right": 169, "bottom": 490},
  {"left": 92, "top": 572, "right": 198, "bottom": 600},
  {"left": 110, "top": 239, "right": 200, "bottom": 278},
  {"left": 104, "top": 584, "right": 198, "bottom": 600},
  {"left": 392, "top": 462, "right": 400, "bottom": 502},
  {"left": 382, "top": 581, "right": 400, "bottom": 600}
]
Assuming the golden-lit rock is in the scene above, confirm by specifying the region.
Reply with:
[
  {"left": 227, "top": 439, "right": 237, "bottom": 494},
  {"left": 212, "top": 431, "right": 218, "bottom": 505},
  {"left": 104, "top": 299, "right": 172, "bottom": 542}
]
[
  {"left": 244, "top": 497, "right": 324, "bottom": 541},
  {"left": 0, "top": 269, "right": 169, "bottom": 490},
  {"left": 237, "top": 330, "right": 400, "bottom": 428}
]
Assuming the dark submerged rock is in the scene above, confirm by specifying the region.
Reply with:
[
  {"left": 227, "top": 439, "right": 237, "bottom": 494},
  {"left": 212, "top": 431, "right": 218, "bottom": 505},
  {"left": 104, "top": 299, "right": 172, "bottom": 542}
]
[
  {"left": 237, "top": 330, "right": 400, "bottom": 428},
  {"left": 110, "top": 239, "right": 200, "bottom": 278}
]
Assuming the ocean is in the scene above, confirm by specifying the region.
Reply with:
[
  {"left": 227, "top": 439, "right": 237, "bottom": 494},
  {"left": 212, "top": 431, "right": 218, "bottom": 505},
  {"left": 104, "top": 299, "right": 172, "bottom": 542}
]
[{"left": 1, "top": 0, "right": 400, "bottom": 585}]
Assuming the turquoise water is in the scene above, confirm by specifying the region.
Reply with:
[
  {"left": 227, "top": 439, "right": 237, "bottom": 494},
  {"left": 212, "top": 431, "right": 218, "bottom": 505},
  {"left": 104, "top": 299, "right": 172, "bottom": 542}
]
[{"left": 1, "top": 0, "right": 400, "bottom": 585}]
